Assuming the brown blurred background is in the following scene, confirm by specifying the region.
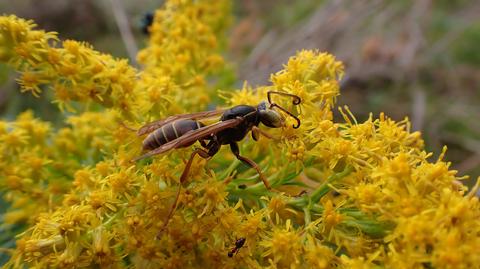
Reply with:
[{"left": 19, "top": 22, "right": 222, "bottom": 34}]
[{"left": 1, "top": 0, "right": 479, "bottom": 185}]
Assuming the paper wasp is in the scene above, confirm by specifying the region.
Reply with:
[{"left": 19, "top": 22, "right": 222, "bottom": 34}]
[
  {"left": 228, "top": 237, "right": 246, "bottom": 257},
  {"left": 131, "top": 91, "right": 301, "bottom": 236}
]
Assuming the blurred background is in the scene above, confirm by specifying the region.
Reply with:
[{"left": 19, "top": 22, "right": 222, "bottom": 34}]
[{"left": 1, "top": 0, "right": 479, "bottom": 186}]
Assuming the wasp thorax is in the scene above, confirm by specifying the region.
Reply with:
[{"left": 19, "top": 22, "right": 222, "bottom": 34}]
[{"left": 259, "top": 108, "right": 285, "bottom": 128}]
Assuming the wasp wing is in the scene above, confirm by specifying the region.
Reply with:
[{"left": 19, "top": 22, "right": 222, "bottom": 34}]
[
  {"left": 133, "top": 117, "right": 243, "bottom": 162},
  {"left": 137, "top": 109, "right": 226, "bottom": 136}
]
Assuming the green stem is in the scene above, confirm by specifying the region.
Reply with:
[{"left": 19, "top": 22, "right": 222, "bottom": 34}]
[
  {"left": 287, "top": 166, "right": 353, "bottom": 208},
  {"left": 303, "top": 204, "right": 311, "bottom": 225},
  {"left": 219, "top": 159, "right": 241, "bottom": 180},
  {"left": 309, "top": 166, "right": 352, "bottom": 203}
]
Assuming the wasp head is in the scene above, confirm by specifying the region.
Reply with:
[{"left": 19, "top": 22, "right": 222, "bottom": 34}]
[{"left": 258, "top": 102, "right": 285, "bottom": 128}]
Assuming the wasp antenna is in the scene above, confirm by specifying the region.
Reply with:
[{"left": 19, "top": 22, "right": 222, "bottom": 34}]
[
  {"left": 267, "top": 91, "right": 301, "bottom": 106},
  {"left": 291, "top": 116, "right": 301, "bottom": 129},
  {"left": 118, "top": 121, "right": 137, "bottom": 132},
  {"left": 271, "top": 103, "right": 301, "bottom": 129},
  {"left": 292, "top": 95, "right": 301, "bottom": 105}
]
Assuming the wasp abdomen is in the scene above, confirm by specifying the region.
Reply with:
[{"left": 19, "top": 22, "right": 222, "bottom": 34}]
[{"left": 143, "top": 119, "right": 204, "bottom": 150}]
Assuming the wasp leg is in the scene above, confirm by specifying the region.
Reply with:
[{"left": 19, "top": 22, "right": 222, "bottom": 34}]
[
  {"left": 157, "top": 147, "right": 210, "bottom": 239},
  {"left": 229, "top": 143, "right": 271, "bottom": 189},
  {"left": 119, "top": 121, "right": 137, "bottom": 132},
  {"left": 200, "top": 133, "right": 215, "bottom": 148}
]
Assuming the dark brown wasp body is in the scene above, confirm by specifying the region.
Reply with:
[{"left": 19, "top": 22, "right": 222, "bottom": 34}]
[
  {"left": 132, "top": 91, "right": 301, "bottom": 237},
  {"left": 228, "top": 237, "right": 246, "bottom": 257}
]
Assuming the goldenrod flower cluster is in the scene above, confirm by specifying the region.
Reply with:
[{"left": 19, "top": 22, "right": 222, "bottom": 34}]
[
  {"left": 1, "top": 1, "right": 479, "bottom": 268},
  {"left": 136, "top": 0, "right": 231, "bottom": 118}
]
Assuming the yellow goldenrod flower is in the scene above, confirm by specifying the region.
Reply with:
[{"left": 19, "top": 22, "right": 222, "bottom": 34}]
[
  {"left": 261, "top": 220, "right": 302, "bottom": 268},
  {"left": 1, "top": 1, "right": 480, "bottom": 268}
]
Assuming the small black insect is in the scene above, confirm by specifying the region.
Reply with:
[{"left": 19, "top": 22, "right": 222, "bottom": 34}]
[
  {"left": 228, "top": 237, "right": 246, "bottom": 258},
  {"left": 141, "top": 12, "right": 154, "bottom": 35},
  {"left": 238, "top": 184, "right": 247, "bottom": 190}
]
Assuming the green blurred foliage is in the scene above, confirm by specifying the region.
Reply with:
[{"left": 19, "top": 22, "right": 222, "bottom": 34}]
[
  {"left": 265, "top": 0, "right": 324, "bottom": 28},
  {"left": 453, "top": 24, "right": 480, "bottom": 66}
]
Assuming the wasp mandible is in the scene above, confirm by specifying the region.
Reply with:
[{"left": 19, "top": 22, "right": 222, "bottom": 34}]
[{"left": 132, "top": 91, "right": 301, "bottom": 235}]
